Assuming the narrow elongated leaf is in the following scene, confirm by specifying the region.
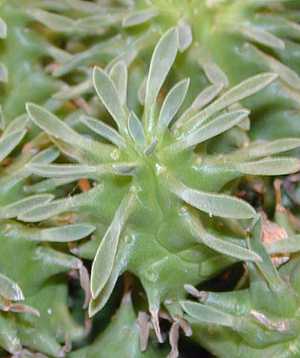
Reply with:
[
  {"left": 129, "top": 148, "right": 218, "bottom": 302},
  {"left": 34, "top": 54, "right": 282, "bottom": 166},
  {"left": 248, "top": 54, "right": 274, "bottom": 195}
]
[
  {"left": 175, "top": 83, "right": 223, "bottom": 129},
  {"left": 91, "top": 191, "right": 136, "bottom": 299},
  {"left": 4, "top": 114, "right": 28, "bottom": 135},
  {"left": 184, "top": 210, "right": 261, "bottom": 261},
  {"left": 0, "top": 130, "right": 27, "bottom": 162},
  {"left": 173, "top": 110, "right": 249, "bottom": 151},
  {"left": 80, "top": 115, "right": 125, "bottom": 148},
  {"left": 241, "top": 25, "right": 285, "bottom": 50},
  {"left": 24, "top": 177, "right": 81, "bottom": 194},
  {"left": 29, "top": 9, "right": 74, "bottom": 32},
  {"left": 29, "top": 162, "right": 136, "bottom": 178},
  {"left": 0, "top": 194, "right": 54, "bottom": 219},
  {"left": 34, "top": 224, "right": 96, "bottom": 242},
  {"left": 19, "top": 186, "right": 103, "bottom": 222},
  {"left": 177, "top": 21, "right": 192, "bottom": 52},
  {"left": 202, "top": 62, "right": 229, "bottom": 87},
  {"left": 0, "top": 18, "right": 7, "bottom": 39},
  {"left": 26, "top": 103, "right": 82, "bottom": 146},
  {"left": 28, "top": 163, "right": 97, "bottom": 177},
  {"left": 200, "top": 231, "right": 261, "bottom": 262},
  {"left": 266, "top": 235, "right": 300, "bottom": 254},
  {"left": 145, "top": 28, "right": 178, "bottom": 116},
  {"left": 30, "top": 147, "right": 60, "bottom": 164},
  {"left": 128, "top": 111, "right": 146, "bottom": 147},
  {"left": 236, "top": 158, "right": 300, "bottom": 176},
  {"left": 183, "top": 73, "right": 277, "bottom": 131},
  {"left": 93, "top": 67, "right": 127, "bottom": 130},
  {"left": 181, "top": 301, "right": 234, "bottom": 327},
  {"left": 168, "top": 176, "right": 256, "bottom": 219},
  {"left": 157, "top": 78, "right": 189, "bottom": 133},
  {"left": 0, "top": 106, "right": 4, "bottom": 131},
  {"left": 236, "top": 138, "right": 300, "bottom": 159},
  {"left": 245, "top": 44, "right": 300, "bottom": 90},
  {"left": 109, "top": 61, "right": 128, "bottom": 105},
  {"left": 122, "top": 9, "right": 158, "bottom": 28},
  {"left": 89, "top": 236, "right": 134, "bottom": 316},
  {"left": 0, "top": 274, "right": 24, "bottom": 301},
  {"left": 0, "top": 63, "right": 7, "bottom": 83}
]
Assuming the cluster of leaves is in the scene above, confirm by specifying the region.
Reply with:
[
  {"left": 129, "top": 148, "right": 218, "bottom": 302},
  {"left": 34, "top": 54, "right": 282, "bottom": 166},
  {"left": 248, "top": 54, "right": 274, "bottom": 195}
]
[{"left": 1, "top": 1, "right": 300, "bottom": 357}]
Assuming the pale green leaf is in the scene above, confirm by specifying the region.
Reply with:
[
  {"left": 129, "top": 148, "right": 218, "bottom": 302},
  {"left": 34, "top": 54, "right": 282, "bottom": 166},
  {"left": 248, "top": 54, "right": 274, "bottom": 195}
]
[
  {"left": 91, "top": 191, "right": 135, "bottom": 299},
  {"left": 0, "top": 273, "right": 24, "bottom": 301},
  {"left": 175, "top": 83, "right": 223, "bottom": 129},
  {"left": 93, "top": 67, "right": 127, "bottom": 130},
  {"left": 35, "top": 224, "right": 96, "bottom": 242},
  {"left": 173, "top": 110, "right": 249, "bottom": 151},
  {"left": 169, "top": 176, "right": 256, "bottom": 219},
  {"left": 145, "top": 28, "right": 178, "bottom": 116},
  {"left": 177, "top": 21, "right": 192, "bottom": 52},
  {"left": 0, "top": 63, "right": 8, "bottom": 83},
  {"left": 200, "top": 232, "right": 261, "bottom": 262},
  {"left": 235, "top": 158, "right": 300, "bottom": 176},
  {"left": 29, "top": 9, "right": 75, "bottom": 32},
  {"left": 184, "top": 73, "right": 277, "bottom": 131},
  {"left": 241, "top": 24, "right": 285, "bottom": 50},
  {"left": 122, "top": 9, "right": 158, "bottom": 28},
  {"left": 80, "top": 115, "right": 126, "bottom": 148},
  {"left": 128, "top": 111, "right": 146, "bottom": 147},
  {"left": 0, "top": 18, "right": 7, "bottom": 39},
  {"left": 0, "top": 194, "right": 54, "bottom": 219},
  {"left": 0, "top": 130, "right": 27, "bottom": 162},
  {"left": 109, "top": 61, "right": 128, "bottom": 105},
  {"left": 181, "top": 301, "right": 234, "bottom": 327},
  {"left": 157, "top": 78, "right": 189, "bottom": 133},
  {"left": 26, "top": 103, "right": 83, "bottom": 146}
]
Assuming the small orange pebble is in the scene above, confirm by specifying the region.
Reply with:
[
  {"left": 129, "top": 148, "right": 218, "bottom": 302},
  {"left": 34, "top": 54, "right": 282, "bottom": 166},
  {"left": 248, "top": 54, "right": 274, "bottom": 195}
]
[{"left": 78, "top": 178, "right": 91, "bottom": 192}]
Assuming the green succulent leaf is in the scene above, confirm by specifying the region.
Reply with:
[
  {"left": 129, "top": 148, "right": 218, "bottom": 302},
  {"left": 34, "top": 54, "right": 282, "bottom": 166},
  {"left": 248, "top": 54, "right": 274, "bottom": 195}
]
[
  {"left": 157, "top": 78, "right": 190, "bottom": 134},
  {"left": 91, "top": 191, "right": 136, "bottom": 299},
  {"left": 0, "top": 273, "right": 24, "bottom": 301},
  {"left": 169, "top": 176, "right": 256, "bottom": 219},
  {"left": 93, "top": 66, "right": 127, "bottom": 131},
  {"left": 145, "top": 27, "right": 178, "bottom": 127},
  {"left": 0, "top": 129, "right": 27, "bottom": 162}
]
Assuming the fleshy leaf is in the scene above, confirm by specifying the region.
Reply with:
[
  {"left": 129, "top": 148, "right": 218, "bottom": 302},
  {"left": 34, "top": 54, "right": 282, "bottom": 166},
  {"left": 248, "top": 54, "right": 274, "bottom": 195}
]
[
  {"left": 145, "top": 28, "right": 178, "bottom": 124},
  {"left": 91, "top": 191, "right": 135, "bottom": 299},
  {"left": 35, "top": 224, "right": 96, "bottom": 242},
  {"left": 93, "top": 67, "right": 127, "bottom": 131},
  {"left": 181, "top": 301, "right": 234, "bottom": 327},
  {"left": 173, "top": 110, "right": 249, "bottom": 151},
  {"left": 0, "top": 195, "right": 54, "bottom": 219},
  {"left": 168, "top": 176, "right": 256, "bottom": 219},
  {"left": 183, "top": 73, "right": 277, "bottom": 131},
  {"left": 235, "top": 158, "right": 300, "bottom": 176},
  {"left": 0, "top": 18, "right": 7, "bottom": 39},
  {"left": 122, "top": 9, "right": 158, "bottom": 28},
  {"left": 157, "top": 78, "right": 190, "bottom": 133},
  {"left": 128, "top": 111, "right": 146, "bottom": 147},
  {"left": 0, "top": 274, "right": 24, "bottom": 301},
  {"left": 109, "top": 61, "right": 128, "bottom": 106},
  {"left": 80, "top": 115, "right": 126, "bottom": 148},
  {"left": 0, "top": 130, "right": 27, "bottom": 162}
]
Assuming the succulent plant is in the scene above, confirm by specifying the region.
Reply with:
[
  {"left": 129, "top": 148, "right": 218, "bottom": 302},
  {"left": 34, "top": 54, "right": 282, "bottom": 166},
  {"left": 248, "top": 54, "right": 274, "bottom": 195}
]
[
  {"left": 15, "top": 28, "right": 300, "bottom": 355},
  {"left": 1, "top": 1, "right": 300, "bottom": 357}
]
